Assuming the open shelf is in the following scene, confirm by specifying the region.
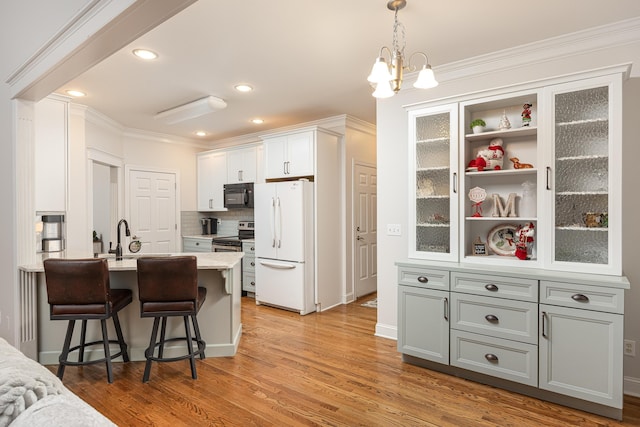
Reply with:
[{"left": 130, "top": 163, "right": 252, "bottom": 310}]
[{"left": 465, "top": 126, "right": 537, "bottom": 142}]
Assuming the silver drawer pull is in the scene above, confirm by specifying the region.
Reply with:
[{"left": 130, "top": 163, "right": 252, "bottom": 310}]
[
  {"left": 417, "top": 276, "right": 429, "bottom": 283},
  {"left": 485, "top": 354, "right": 499, "bottom": 363},
  {"left": 485, "top": 314, "right": 499, "bottom": 323},
  {"left": 485, "top": 284, "right": 499, "bottom": 291},
  {"left": 571, "top": 293, "right": 589, "bottom": 302}
]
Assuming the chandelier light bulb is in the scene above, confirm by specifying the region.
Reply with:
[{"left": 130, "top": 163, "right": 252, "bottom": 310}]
[
  {"left": 368, "top": 57, "right": 392, "bottom": 83},
  {"left": 372, "top": 81, "right": 394, "bottom": 99},
  {"left": 413, "top": 65, "right": 439, "bottom": 89}
]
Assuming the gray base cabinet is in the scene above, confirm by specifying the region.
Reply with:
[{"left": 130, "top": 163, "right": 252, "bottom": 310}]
[{"left": 397, "top": 261, "right": 628, "bottom": 419}]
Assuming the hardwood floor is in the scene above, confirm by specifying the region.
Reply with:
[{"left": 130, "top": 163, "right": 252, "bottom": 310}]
[{"left": 57, "top": 295, "right": 640, "bottom": 426}]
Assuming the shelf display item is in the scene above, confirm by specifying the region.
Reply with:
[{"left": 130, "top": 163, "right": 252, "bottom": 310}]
[
  {"left": 520, "top": 181, "right": 537, "bottom": 218},
  {"left": 491, "top": 193, "right": 517, "bottom": 217},
  {"left": 487, "top": 224, "right": 518, "bottom": 256},
  {"left": 472, "top": 236, "right": 488, "bottom": 256},
  {"left": 466, "top": 138, "right": 505, "bottom": 171},
  {"left": 515, "top": 222, "right": 535, "bottom": 260},
  {"left": 521, "top": 103, "right": 533, "bottom": 126},
  {"left": 509, "top": 157, "right": 533, "bottom": 169},
  {"left": 499, "top": 110, "right": 511, "bottom": 130},
  {"left": 583, "top": 212, "right": 608, "bottom": 228},
  {"left": 468, "top": 187, "right": 487, "bottom": 217}
]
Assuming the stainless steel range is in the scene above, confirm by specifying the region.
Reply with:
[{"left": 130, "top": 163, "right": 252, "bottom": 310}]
[{"left": 211, "top": 221, "right": 254, "bottom": 252}]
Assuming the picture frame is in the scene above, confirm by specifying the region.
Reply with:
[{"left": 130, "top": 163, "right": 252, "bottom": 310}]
[{"left": 472, "top": 236, "right": 488, "bottom": 256}]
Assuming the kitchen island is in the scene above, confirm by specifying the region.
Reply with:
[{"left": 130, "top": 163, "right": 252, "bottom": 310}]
[{"left": 18, "top": 252, "right": 243, "bottom": 364}]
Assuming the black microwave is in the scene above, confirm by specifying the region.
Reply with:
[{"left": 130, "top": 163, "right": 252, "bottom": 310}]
[{"left": 224, "top": 183, "right": 254, "bottom": 208}]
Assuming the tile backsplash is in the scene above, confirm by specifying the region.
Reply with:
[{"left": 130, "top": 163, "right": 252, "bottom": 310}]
[{"left": 181, "top": 209, "right": 254, "bottom": 236}]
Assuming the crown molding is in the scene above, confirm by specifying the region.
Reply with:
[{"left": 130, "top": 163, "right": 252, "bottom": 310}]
[{"left": 423, "top": 16, "right": 640, "bottom": 85}]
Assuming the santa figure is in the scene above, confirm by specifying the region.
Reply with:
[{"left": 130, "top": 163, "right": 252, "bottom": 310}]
[{"left": 515, "top": 222, "right": 535, "bottom": 260}]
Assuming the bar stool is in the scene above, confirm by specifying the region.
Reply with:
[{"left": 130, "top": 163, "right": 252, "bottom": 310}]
[
  {"left": 43, "top": 258, "right": 132, "bottom": 383},
  {"left": 136, "top": 256, "right": 206, "bottom": 383}
]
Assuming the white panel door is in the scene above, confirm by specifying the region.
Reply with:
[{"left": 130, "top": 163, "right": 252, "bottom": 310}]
[
  {"left": 354, "top": 164, "right": 377, "bottom": 298},
  {"left": 129, "top": 169, "right": 176, "bottom": 254},
  {"left": 264, "top": 136, "right": 287, "bottom": 179}
]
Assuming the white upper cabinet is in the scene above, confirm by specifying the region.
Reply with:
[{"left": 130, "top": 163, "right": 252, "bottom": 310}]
[
  {"left": 35, "top": 96, "right": 67, "bottom": 212},
  {"left": 407, "top": 68, "right": 625, "bottom": 276},
  {"left": 263, "top": 130, "right": 314, "bottom": 179},
  {"left": 408, "top": 103, "right": 459, "bottom": 262},
  {"left": 197, "top": 151, "right": 227, "bottom": 211},
  {"left": 542, "top": 74, "right": 622, "bottom": 276},
  {"left": 226, "top": 145, "right": 257, "bottom": 184}
]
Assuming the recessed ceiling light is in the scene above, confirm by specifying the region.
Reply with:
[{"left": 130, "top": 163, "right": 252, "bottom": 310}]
[
  {"left": 132, "top": 49, "right": 158, "bottom": 60},
  {"left": 65, "top": 90, "right": 86, "bottom": 97},
  {"left": 252, "top": 118, "right": 264, "bottom": 124},
  {"left": 235, "top": 84, "right": 253, "bottom": 92},
  {"left": 194, "top": 131, "right": 208, "bottom": 137}
]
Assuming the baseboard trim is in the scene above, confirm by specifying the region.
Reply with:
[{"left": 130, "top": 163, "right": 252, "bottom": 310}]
[
  {"left": 375, "top": 323, "right": 397, "bottom": 340},
  {"left": 624, "top": 375, "right": 640, "bottom": 397}
]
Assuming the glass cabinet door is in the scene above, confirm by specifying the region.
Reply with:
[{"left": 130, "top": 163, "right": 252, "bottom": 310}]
[
  {"left": 408, "top": 104, "right": 458, "bottom": 261},
  {"left": 547, "top": 75, "right": 622, "bottom": 275}
]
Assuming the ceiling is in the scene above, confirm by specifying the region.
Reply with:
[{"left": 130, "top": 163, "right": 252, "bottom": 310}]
[{"left": 55, "top": 0, "right": 640, "bottom": 144}]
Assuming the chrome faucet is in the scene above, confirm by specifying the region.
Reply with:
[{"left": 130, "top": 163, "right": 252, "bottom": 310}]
[{"left": 115, "top": 219, "right": 131, "bottom": 261}]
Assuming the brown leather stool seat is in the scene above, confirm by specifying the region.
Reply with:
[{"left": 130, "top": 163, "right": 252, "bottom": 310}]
[
  {"left": 136, "top": 256, "right": 206, "bottom": 382},
  {"left": 43, "top": 258, "right": 132, "bottom": 383}
]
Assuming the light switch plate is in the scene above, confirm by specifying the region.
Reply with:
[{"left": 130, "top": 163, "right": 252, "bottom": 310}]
[{"left": 387, "top": 224, "right": 401, "bottom": 236}]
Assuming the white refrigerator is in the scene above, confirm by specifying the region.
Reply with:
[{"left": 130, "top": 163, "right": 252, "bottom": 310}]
[{"left": 254, "top": 180, "right": 315, "bottom": 315}]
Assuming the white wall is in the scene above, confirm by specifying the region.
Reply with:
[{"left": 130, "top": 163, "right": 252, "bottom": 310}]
[
  {"left": 375, "top": 27, "right": 640, "bottom": 391},
  {"left": 0, "top": 0, "right": 91, "bottom": 342}
]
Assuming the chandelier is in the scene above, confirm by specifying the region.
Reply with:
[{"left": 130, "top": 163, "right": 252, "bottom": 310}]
[{"left": 367, "top": 0, "right": 438, "bottom": 99}]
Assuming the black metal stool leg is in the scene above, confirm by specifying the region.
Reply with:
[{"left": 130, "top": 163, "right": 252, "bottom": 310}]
[
  {"left": 112, "top": 312, "right": 129, "bottom": 362},
  {"left": 183, "top": 316, "right": 197, "bottom": 379},
  {"left": 191, "top": 314, "right": 205, "bottom": 360},
  {"left": 58, "top": 319, "right": 76, "bottom": 380},
  {"left": 79, "top": 319, "right": 88, "bottom": 363},
  {"left": 143, "top": 317, "right": 161, "bottom": 383},
  {"left": 100, "top": 319, "right": 114, "bottom": 384},
  {"left": 158, "top": 317, "right": 168, "bottom": 359}
]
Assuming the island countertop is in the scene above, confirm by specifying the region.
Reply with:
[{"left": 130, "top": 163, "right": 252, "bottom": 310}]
[
  {"left": 18, "top": 251, "right": 243, "bottom": 273},
  {"left": 17, "top": 251, "right": 244, "bottom": 363}
]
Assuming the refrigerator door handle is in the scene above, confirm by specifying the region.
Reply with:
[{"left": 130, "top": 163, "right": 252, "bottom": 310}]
[
  {"left": 258, "top": 259, "right": 296, "bottom": 270},
  {"left": 270, "top": 197, "right": 276, "bottom": 247},
  {"left": 275, "top": 197, "right": 282, "bottom": 248}
]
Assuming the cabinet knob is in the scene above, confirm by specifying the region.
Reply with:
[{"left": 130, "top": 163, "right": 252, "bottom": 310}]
[
  {"left": 251, "top": 247, "right": 255, "bottom": 251},
  {"left": 485, "top": 314, "right": 499, "bottom": 323},
  {"left": 251, "top": 281, "right": 255, "bottom": 286},
  {"left": 196, "top": 242, "right": 200, "bottom": 246},
  {"left": 571, "top": 293, "right": 589, "bottom": 302},
  {"left": 251, "top": 262, "right": 255, "bottom": 266},
  {"left": 485, "top": 284, "right": 499, "bottom": 291},
  {"left": 417, "top": 276, "right": 429, "bottom": 283},
  {"left": 484, "top": 354, "right": 499, "bottom": 363}
]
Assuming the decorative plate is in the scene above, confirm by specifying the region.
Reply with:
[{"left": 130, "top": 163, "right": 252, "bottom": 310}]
[{"left": 487, "top": 224, "right": 518, "bottom": 256}]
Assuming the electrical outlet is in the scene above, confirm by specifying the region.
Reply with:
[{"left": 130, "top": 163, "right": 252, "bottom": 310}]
[
  {"left": 624, "top": 339, "right": 636, "bottom": 357},
  {"left": 387, "top": 224, "right": 401, "bottom": 236}
]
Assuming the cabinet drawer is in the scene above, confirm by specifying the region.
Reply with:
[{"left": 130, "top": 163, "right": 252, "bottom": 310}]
[
  {"left": 398, "top": 266, "right": 449, "bottom": 291},
  {"left": 242, "top": 241, "right": 255, "bottom": 254},
  {"left": 243, "top": 256, "right": 255, "bottom": 273},
  {"left": 450, "top": 293, "right": 537, "bottom": 344},
  {"left": 451, "top": 329, "right": 538, "bottom": 387},
  {"left": 540, "top": 281, "right": 624, "bottom": 314},
  {"left": 451, "top": 272, "right": 537, "bottom": 302},
  {"left": 183, "top": 237, "right": 212, "bottom": 253},
  {"left": 243, "top": 271, "right": 256, "bottom": 293}
]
